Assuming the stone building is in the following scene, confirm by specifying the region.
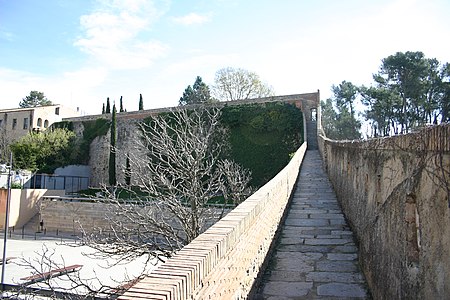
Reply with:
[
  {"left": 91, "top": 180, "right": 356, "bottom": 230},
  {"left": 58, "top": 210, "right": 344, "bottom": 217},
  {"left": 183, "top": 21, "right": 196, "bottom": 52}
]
[{"left": 0, "top": 104, "right": 81, "bottom": 143}]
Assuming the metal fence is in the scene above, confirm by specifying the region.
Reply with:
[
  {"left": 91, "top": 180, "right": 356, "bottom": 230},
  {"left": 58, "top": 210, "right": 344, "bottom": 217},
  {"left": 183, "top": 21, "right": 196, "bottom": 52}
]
[{"left": 23, "top": 174, "right": 89, "bottom": 194}]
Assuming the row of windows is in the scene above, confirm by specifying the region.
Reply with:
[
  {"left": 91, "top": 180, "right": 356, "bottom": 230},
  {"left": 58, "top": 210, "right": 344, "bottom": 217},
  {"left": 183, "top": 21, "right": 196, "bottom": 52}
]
[{"left": 0, "top": 118, "right": 49, "bottom": 130}]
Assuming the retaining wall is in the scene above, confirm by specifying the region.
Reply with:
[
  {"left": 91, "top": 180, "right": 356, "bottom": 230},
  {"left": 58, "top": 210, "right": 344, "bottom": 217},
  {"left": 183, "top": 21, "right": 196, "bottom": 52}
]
[
  {"left": 64, "top": 93, "right": 319, "bottom": 187},
  {"left": 0, "top": 189, "right": 65, "bottom": 229},
  {"left": 119, "top": 142, "right": 307, "bottom": 299},
  {"left": 318, "top": 124, "right": 450, "bottom": 299}
]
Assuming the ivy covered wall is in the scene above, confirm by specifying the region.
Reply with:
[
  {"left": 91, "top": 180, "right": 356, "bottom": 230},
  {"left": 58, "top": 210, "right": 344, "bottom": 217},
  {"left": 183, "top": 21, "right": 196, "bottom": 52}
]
[
  {"left": 55, "top": 102, "right": 304, "bottom": 188},
  {"left": 221, "top": 102, "right": 303, "bottom": 186}
]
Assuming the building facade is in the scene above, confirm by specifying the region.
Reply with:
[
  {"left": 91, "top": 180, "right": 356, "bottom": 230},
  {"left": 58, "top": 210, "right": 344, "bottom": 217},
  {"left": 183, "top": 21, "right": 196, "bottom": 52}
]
[{"left": 0, "top": 105, "right": 81, "bottom": 159}]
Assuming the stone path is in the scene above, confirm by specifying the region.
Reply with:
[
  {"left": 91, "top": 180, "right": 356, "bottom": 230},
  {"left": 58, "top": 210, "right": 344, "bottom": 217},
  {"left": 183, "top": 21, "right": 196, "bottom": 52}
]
[{"left": 256, "top": 150, "right": 370, "bottom": 299}]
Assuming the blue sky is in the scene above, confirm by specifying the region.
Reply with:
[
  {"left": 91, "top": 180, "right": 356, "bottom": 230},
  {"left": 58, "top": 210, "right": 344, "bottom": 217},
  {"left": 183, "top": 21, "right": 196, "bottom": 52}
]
[{"left": 1, "top": 0, "right": 449, "bottom": 114}]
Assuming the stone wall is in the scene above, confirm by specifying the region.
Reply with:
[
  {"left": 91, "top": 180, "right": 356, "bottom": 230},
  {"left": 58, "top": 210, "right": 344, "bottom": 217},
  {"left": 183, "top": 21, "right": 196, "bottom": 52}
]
[
  {"left": 64, "top": 93, "right": 319, "bottom": 187},
  {"left": 318, "top": 124, "right": 450, "bottom": 299},
  {"left": 119, "top": 142, "right": 307, "bottom": 299}
]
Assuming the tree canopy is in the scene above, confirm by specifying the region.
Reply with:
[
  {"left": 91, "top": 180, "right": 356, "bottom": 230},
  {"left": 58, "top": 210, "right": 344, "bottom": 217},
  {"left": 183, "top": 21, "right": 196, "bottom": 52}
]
[
  {"left": 212, "top": 67, "right": 274, "bottom": 101},
  {"left": 321, "top": 81, "right": 361, "bottom": 140},
  {"left": 19, "top": 91, "right": 52, "bottom": 108},
  {"left": 10, "top": 128, "right": 76, "bottom": 172},
  {"left": 360, "top": 51, "right": 449, "bottom": 136},
  {"left": 179, "top": 76, "right": 212, "bottom": 105},
  {"left": 323, "top": 51, "right": 449, "bottom": 138}
]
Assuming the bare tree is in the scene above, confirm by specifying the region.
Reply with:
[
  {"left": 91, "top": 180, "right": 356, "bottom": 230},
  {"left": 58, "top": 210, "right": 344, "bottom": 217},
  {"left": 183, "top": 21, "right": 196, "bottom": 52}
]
[
  {"left": 80, "top": 106, "right": 252, "bottom": 272},
  {"left": 12, "top": 107, "right": 253, "bottom": 298},
  {"left": 212, "top": 67, "right": 275, "bottom": 101}
]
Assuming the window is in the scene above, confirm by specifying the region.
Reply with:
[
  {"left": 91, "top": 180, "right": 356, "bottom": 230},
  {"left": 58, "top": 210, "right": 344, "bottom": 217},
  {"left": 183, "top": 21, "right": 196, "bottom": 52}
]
[
  {"left": 0, "top": 120, "right": 3, "bottom": 127},
  {"left": 37, "top": 118, "right": 42, "bottom": 127},
  {"left": 44, "top": 120, "right": 49, "bottom": 128},
  {"left": 311, "top": 108, "right": 317, "bottom": 121},
  {"left": 55, "top": 107, "right": 60, "bottom": 115},
  {"left": 23, "top": 118, "right": 28, "bottom": 129},
  {"left": 12, "top": 118, "right": 17, "bottom": 130}
]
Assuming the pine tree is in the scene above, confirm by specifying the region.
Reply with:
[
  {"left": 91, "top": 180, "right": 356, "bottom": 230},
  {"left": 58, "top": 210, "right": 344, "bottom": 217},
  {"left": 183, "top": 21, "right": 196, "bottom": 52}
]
[
  {"left": 106, "top": 97, "right": 111, "bottom": 114},
  {"left": 109, "top": 104, "right": 117, "bottom": 186},
  {"left": 179, "top": 76, "right": 211, "bottom": 105},
  {"left": 102, "top": 103, "right": 105, "bottom": 114},
  {"left": 139, "top": 94, "right": 144, "bottom": 110},
  {"left": 120, "top": 96, "right": 124, "bottom": 112},
  {"left": 19, "top": 91, "right": 53, "bottom": 108}
]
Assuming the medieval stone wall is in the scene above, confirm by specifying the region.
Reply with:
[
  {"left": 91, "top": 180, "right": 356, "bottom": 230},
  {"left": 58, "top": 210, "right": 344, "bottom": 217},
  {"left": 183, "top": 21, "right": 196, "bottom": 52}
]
[
  {"left": 64, "top": 93, "right": 320, "bottom": 188},
  {"left": 318, "top": 124, "right": 450, "bottom": 299}
]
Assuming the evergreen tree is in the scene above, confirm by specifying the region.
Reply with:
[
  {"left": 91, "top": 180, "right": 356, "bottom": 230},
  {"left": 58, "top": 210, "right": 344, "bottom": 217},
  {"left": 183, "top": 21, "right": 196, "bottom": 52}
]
[
  {"left": 139, "top": 94, "right": 144, "bottom": 110},
  {"left": 360, "top": 51, "right": 449, "bottom": 136},
  {"left": 179, "top": 76, "right": 211, "bottom": 106},
  {"left": 109, "top": 104, "right": 117, "bottom": 186},
  {"left": 120, "top": 96, "right": 124, "bottom": 112},
  {"left": 106, "top": 97, "right": 111, "bottom": 114},
  {"left": 19, "top": 91, "right": 53, "bottom": 108},
  {"left": 321, "top": 81, "right": 361, "bottom": 140},
  {"left": 125, "top": 156, "right": 131, "bottom": 186},
  {"left": 102, "top": 103, "right": 105, "bottom": 114}
]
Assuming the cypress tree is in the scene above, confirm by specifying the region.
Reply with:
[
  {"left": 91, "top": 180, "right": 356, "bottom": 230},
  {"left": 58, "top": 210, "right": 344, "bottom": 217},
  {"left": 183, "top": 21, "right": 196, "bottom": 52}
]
[
  {"left": 106, "top": 97, "right": 111, "bottom": 114},
  {"left": 120, "top": 96, "right": 124, "bottom": 112},
  {"left": 125, "top": 156, "right": 131, "bottom": 186},
  {"left": 102, "top": 103, "right": 105, "bottom": 114},
  {"left": 109, "top": 104, "right": 117, "bottom": 186},
  {"left": 139, "top": 94, "right": 144, "bottom": 110}
]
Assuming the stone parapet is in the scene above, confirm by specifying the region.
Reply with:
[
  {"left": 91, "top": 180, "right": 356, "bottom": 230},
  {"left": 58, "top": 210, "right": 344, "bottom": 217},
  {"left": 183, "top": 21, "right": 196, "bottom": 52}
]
[{"left": 318, "top": 124, "right": 450, "bottom": 299}]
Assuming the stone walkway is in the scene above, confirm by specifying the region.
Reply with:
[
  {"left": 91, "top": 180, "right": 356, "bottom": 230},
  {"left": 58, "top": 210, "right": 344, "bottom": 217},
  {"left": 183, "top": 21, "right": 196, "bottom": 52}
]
[{"left": 256, "top": 150, "right": 370, "bottom": 299}]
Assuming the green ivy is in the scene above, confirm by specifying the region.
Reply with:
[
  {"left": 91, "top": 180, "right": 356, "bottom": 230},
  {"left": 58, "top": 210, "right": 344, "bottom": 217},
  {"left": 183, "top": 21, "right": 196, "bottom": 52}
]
[
  {"left": 221, "top": 102, "right": 303, "bottom": 186},
  {"left": 52, "top": 120, "right": 73, "bottom": 131},
  {"left": 78, "top": 118, "right": 110, "bottom": 164},
  {"left": 49, "top": 103, "right": 303, "bottom": 188}
]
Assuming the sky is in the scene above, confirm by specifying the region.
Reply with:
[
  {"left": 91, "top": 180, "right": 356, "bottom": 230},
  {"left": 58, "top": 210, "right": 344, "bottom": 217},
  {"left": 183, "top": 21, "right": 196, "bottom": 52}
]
[{"left": 1, "top": 0, "right": 449, "bottom": 115}]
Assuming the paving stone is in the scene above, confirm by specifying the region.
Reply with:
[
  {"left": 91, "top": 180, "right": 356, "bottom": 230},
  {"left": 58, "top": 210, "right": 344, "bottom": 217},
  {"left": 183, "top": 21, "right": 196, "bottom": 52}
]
[
  {"left": 285, "top": 219, "right": 329, "bottom": 227},
  {"left": 309, "top": 213, "right": 345, "bottom": 220},
  {"left": 315, "top": 234, "right": 345, "bottom": 239},
  {"left": 275, "top": 252, "right": 323, "bottom": 260},
  {"left": 304, "top": 238, "right": 353, "bottom": 245},
  {"left": 272, "top": 258, "right": 314, "bottom": 272},
  {"left": 278, "top": 244, "right": 332, "bottom": 253},
  {"left": 331, "top": 230, "right": 354, "bottom": 235},
  {"left": 263, "top": 281, "right": 313, "bottom": 297},
  {"left": 327, "top": 253, "right": 358, "bottom": 261},
  {"left": 316, "top": 260, "right": 358, "bottom": 272},
  {"left": 278, "top": 237, "right": 305, "bottom": 245},
  {"left": 306, "top": 271, "right": 365, "bottom": 283},
  {"left": 294, "top": 209, "right": 328, "bottom": 214},
  {"left": 264, "top": 270, "right": 306, "bottom": 282},
  {"left": 286, "top": 212, "right": 309, "bottom": 218},
  {"left": 317, "top": 283, "right": 368, "bottom": 298}
]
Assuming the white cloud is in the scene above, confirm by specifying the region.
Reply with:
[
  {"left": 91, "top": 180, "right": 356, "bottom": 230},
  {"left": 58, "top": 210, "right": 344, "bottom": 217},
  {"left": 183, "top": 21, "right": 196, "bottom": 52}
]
[
  {"left": 74, "top": 0, "right": 169, "bottom": 70},
  {"left": 171, "top": 13, "right": 212, "bottom": 26}
]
